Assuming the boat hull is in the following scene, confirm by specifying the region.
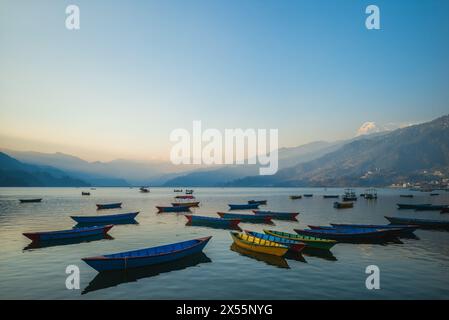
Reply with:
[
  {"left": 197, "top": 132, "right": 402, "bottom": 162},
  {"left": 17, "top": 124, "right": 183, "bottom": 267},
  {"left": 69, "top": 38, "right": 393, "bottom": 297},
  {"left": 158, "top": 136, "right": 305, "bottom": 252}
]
[
  {"left": 245, "top": 231, "right": 305, "bottom": 253},
  {"left": 171, "top": 201, "right": 200, "bottom": 207},
  {"left": 83, "top": 237, "right": 212, "bottom": 272},
  {"left": 217, "top": 212, "right": 272, "bottom": 223},
  {"left": 253, "top": 210, "right": 299, "bottom": 220},
  {"left": 23, "top": 225, "right": 113, "bottom": 242},
  {"left": 294, "top": 228, "right": 398, "bottom": 241},
  {"left": 185, "top": 215, "right": 241, "bottom": 229},
  {"left": 157, "top": 206, "right": 191, "bottom": 213},
  {"left": 19, "top": 198, "right": 42, "bottom": 203},
  {"left": 264, "top": 230, "right": 336, "bottom": 250},
  {"left": 71, "top": 212, "right": 139, "bottom": 224},
  {"left": 228, "top": 203, "right": 260, "bottom": 210},
  {"left": 385, "top": 216, "right": 449, "bottom": 229},
  {"left": 230, "top": 232, "right": 288, "bottom": 257},
  {"left": 96, "top": 202, "right": 122, "bottom": 210}
]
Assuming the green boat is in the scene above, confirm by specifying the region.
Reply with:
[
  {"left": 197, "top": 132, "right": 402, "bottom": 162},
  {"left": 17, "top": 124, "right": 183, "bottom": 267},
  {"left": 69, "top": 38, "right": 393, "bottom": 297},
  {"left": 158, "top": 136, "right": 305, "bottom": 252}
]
[{"left": 264, "top": 229, "right": 337, "bottom": 250}]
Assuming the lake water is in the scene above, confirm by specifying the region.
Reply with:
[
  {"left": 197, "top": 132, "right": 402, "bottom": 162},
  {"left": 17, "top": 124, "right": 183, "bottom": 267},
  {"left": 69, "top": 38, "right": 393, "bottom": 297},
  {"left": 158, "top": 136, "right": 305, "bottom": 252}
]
[{"left": 1, "top": 187, "right": 449, "bottom": 299}]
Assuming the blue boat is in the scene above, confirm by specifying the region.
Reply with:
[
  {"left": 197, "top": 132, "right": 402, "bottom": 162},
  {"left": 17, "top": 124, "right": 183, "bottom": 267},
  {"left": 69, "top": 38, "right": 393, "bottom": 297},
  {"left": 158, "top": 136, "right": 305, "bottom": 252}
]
[
  {"left": 228, "top": 203, "right": 259, "bottom": 210},
  {"left": 217, "top": 212, "right": 273, "bottom": 223},
  {"left": 185, "top": 215, "right": 241, "bottom": 229},
  {"left": 156, "top": 205, "right": 191, "bottom": 213},
  {"left": 330, "top": 223, "right": 417, "bottom": 232},
  {"left": 253, "top": 210, "right": 299, "bottom": 220},
  {"left": 244, "top": 230, "right": 305, "bottom": 253},
  {"left": 248, "top": 200, "right": 267, "bottom": 205},
  {"left": 71, "top": 212, "right": 139, "bottom": 224},
  {"left": 23, "top": 225, "right": 113, "bottom": 242},
  {"left": 308, "top": 225, "right": 415, "bottom": 236},
  {"left": 385, "top": 216, "right": 449, "bottom": 229},
  {"left": 294, "top": 227, "right": 399, "bottom": 241},
  {"left": 82, "top": 236, "right": 212, "bottom": 272},
  {"left": 96, "top": 202, "right": 122, "bottom": 210}
]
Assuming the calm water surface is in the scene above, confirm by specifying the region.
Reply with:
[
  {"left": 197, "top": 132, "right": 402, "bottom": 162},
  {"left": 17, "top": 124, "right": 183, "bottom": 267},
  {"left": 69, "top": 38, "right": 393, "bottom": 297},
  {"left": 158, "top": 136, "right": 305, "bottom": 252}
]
[{"left": 1, "top": 187, "right": 449, "bottom": 299}]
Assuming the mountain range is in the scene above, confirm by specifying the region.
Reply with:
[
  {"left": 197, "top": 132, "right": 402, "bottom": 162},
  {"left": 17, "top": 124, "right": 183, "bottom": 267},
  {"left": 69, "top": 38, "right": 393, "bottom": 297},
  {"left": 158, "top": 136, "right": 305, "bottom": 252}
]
[{"left": 1, "top": 114, "right": 448, "bottom": 187}]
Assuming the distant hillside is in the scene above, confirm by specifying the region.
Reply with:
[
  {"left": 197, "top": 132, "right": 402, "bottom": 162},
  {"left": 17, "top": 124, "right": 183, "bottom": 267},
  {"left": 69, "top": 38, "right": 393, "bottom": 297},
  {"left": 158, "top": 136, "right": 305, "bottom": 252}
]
[
  {"left": 0, "top": 152, "right": 90, "bottom": 187},
  {"left": 229, "top": 115, "right": 449, "bottom": 187}
]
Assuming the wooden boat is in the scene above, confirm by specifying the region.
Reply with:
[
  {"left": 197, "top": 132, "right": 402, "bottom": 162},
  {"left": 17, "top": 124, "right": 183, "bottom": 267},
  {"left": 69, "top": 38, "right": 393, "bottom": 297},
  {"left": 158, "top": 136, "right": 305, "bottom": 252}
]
[
  {"left": 228, "top": 203, "right": 259, "bottom": 210},
  {"left": 264, "top": 230, "right": 336, "bottom": 250},
  {"left": 217, "top": 212, "right": 273, "bottom": 223},
  {"left": 323, "top": 195, "right": 339, "bottom": 199},
  {"left": 294, "top": 227, "right": 399, "bottom": 241},
  {"left": 385, "top": 216, "right": 449, "bottom": 229},
  {"left": 23, "top": 225, "right": 113, "bottom": 242},
  {"left": 307, "top": 225, "right": 415, "bottom": 237},
  {"left": 185, "top": 215, "right": 241, "bottom": 229},
  {"left": 415, "top": 204, "right": 449, "bottom": 211},
  {"left": 303, "top": 194, "right": 313, "bottom": 197},
  {"left": 289, "top": 195, "right": 302, "bottom": 200},
  {"left": 400, "top": 194, "right": 414, "bottom": 198},
  {"left": 248, "top": 200, "right": 267, "bottom": 205},
  {"left": 244, "top": 230, "right": 305, "bottom": 253},
  {"left": 175, "top": 195, "right": 195, "bottom": 199},
  {"left": 156, "top": 205, "right": 191, "bottom": 213},
  {"left": 96, "top": 202, "right": 122, "bottom": 210},
  {"left": 82, "top": 236, "right": 212, "bottom": 272},
  {"left": 71, "top": 212, "right": 139, "bottom": 224},
  {"left": 253, "top": 210, "right": 299, "bottom": 220},
  {"left": 230, "top": 232, "right": 288, "bottom": 257},
  {"left": 19, "top": 198, "right": 42, "bottom": 203},
  {"left": 330, "top": 223, "right": 417, "bottom": 232},
  {"left": 81, "top": 192, "right": 90, "bottom": 196},
  {"left": 333, "top": 201, "right": 353, "bottom": 209},
  {"left": 397, "top": 203, "right": 431, "bottom": 209},
  {"left": 171, "top": 201, "right": 200, "bottom": 207}
]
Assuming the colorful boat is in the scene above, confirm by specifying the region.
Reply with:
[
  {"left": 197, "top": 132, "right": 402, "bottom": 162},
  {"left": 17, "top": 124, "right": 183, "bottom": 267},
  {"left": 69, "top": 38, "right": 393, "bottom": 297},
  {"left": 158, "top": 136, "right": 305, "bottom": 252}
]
[
  {"left": 96, "top": 202, "right": 122, "bottom": 210},
  {"left": 156, "top": 205, "right": 191, "bottom": 213},
  {"left": 71, "top": 212, "right": 139, "bottom": 224},
  {"left": 323, "top": 195, "right": 339, "bottom": 199},
  {"left": 228, "top": 203, "right": 259, "bottom": 210},
  {"left": 230, "top": 232, "right": 288, "bottom": 257},
  {"left": 289, "top": 195, "right": 302, "bottom": 200},
  {"left": 171, "top": 201, "right": 200, "bottom": 207},
  {"left": 385, "top": 216, "right": 449, "bottom": 229},
  {"left": 307, "top": 225, "right": 415, "bottom": 236},
  {"left": 217, "top": 212, "right": 273, "bottom": 223},
  {"left": 185, "top": 215, "right": 240, "bottom": 229},
  {"left": 333, "top": 201, "right": 354, "bottom": 209},
  {"left": 253, "top": 210, "right": 299, "bottom": 220},
  {"left": 23, "top": 225, "right": 113, "bottom": 242},
  {"left": 294, "top": 227, "right": 399, "bottom": 241},
  {"left": 244, "top": 230, "right": 305, "bottom": 253},
  {"left": 263, "top": 230, "right": 336, "bottom": 250},
  {"left": 82, "top": 236, "right": 212, "bottom": 272},
  {"left": 19, "top": 198, "right": 42, "bottom": 203},
  {"left": 248, "top": 200, "right": 267, "bottom": 205},
  {"left": 175, "top": 195, "right": 195, "bottom": 199}
]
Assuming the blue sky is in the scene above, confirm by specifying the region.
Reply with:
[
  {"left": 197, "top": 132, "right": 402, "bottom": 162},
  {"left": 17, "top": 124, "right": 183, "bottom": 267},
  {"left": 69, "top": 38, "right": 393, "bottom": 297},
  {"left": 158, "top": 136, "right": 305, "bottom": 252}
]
[{"left": 1, "top": 0, "right": 448, "bottom": 161}]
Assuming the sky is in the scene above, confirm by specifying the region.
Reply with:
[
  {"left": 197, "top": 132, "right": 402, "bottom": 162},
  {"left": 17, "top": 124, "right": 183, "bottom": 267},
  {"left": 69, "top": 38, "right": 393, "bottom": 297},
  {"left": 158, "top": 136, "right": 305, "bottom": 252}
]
[{"left": 1, "top": 0, "right": 448, "bottom": 161}]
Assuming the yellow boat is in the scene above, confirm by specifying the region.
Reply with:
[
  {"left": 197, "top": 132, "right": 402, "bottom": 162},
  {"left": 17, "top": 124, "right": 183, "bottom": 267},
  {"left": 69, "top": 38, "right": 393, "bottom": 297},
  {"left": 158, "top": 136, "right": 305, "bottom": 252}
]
[{"left": 230, "top": 232, "right": 288, "bottom": 257}]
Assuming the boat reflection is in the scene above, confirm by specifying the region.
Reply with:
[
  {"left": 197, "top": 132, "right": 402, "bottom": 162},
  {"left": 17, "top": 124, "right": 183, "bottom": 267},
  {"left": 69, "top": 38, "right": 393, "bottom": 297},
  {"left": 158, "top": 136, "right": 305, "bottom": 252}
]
[
  {"left": 82, "top": 252, "right": 212, "bottom": 295},
  {"left": 24, "top": 234, "right": 114, "bottom": 250},
  {"left": 284, "top": 251, "right": 307, "bottom": 263},
  {"left": 302, "top": 248, "right": 337, "bottom": 261},
  {"left": 230, "top": 243, "right": 290, "bottom": 269}
]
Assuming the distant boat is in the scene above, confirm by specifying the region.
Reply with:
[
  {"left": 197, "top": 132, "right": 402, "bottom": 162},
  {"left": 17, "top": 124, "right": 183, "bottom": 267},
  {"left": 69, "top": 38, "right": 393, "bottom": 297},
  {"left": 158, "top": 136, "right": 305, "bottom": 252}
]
[
  {"left": 81, "top": 192, "right": 90, "bottom": 196},
  {"left": 323, "top": 195, "right": 339, "bottom": 199},
  {"left": 171, "top": 201, "right": 200, "bottom": 207},
  {"left": 228, "top": 203, "right": 259, "bottom": 210},
  {"left": 385, "top": 216, "right": 449, "bottom": 229},
  {"left": 248, "top": 200, "right": 267, "bottom": 205},
  {"left": 185, "top": 215, "right": 241, "bottom": 229},
  {"left": 175, "top": 195, "right": 195, "bottom": 199},
  {"left": 289, "top": 195, "right": 302, "bottom": 200},
  {"left": 71, "top": 212, "right": 139, "bottom": 224},
  {"left": 397, "top": 203, "right": 448, "bottom": 211},
  {"left": 230, "top": 232, "right": 288, "bottom": 257},
  {"left": 96, "top": 202, "right": 122, "bottom": 210},
  {"left": 342, "top": 188, "right": 357, "bottom": 201},
  {"left": 333, "top": 201, "right": 354, "bottom": 209},
  {"left": 82, "top": 236, "right": 212, "bottom": 272},
  {"left": 185, "top": 189, "right": 194, "bottom": 194},
  {"left": 253, "top": 210, "right": 299, "bottom": 220},
  {"left": 217, "top": 212, "right": 272, "bottom": 223},
  {"left": 400, "top": 194, "right": 414, "bottom": 198},
  {"left": 364, "top": 188, "right": 378, "bottom": 199},
  {"left": 430, "top": 193, "right": 440, "bottom": 196},
  {"left": 23, "top": 225, "right": 113, "bottom": 242},
  {"left": 303, "top": 194, "right": 313, "bottom": 197},
  {"left": 156, "top": 205, "right": 191, "bottom": 213},
  {"left": 174, "top": 189, "right": 183, "bottom": 192},
  {"left": 397, "top": 203, "right": 431, "bottom": 209},
  {"left": 139, "top": 187, "right": 150, "bottom": 193},
  {"left": 19, "top": 198, "right": 42, "bottom": 203}
]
